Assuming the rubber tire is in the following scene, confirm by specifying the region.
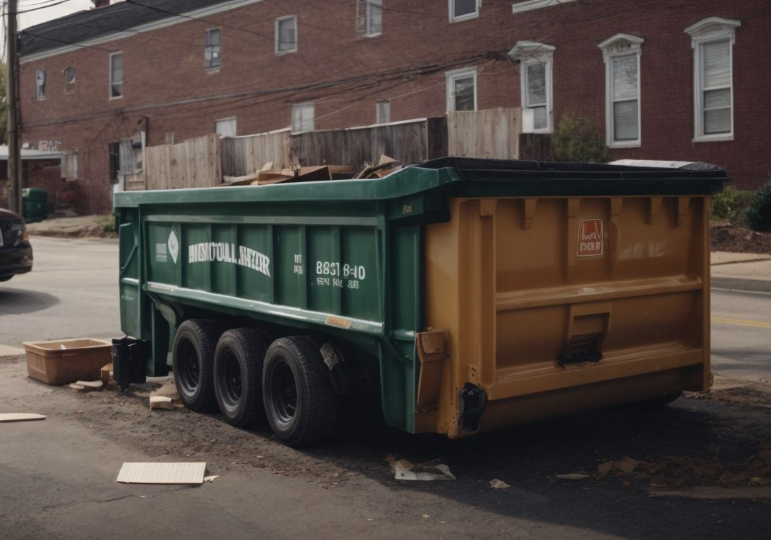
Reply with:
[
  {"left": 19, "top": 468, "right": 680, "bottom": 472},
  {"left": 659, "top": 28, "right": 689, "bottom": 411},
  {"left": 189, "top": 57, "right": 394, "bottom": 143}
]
[
  {"left": 172, "top": 319, "right": 224, "bottom": 413},
  {"left": 214, "top": 328, "right": 271, "bottom": 428},
  {"left": 263, "top": 336, "right": 340, "bottom": 446},
  {"left": 0, "top": 276, "right": 13, "bottom": 282}
]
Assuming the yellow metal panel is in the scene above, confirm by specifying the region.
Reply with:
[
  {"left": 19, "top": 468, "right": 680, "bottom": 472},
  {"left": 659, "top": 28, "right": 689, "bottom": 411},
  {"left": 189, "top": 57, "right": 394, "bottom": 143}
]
[{"left": 423, "top": 195, "right": 710, "bottom": 437}]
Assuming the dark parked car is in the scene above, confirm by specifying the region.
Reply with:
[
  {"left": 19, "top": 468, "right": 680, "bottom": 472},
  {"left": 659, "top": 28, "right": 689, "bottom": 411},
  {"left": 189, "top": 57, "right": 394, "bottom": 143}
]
[{"left": 0, "top": 207, "right": 33, "bottom": 282}]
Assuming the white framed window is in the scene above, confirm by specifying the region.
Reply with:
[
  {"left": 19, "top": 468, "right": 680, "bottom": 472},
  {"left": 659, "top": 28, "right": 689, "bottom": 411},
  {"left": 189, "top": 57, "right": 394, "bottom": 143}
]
[
  {"left": 109, "top": 52, "right": 123, "bottom": 99},
  {"left": 275, "top": 15, "right": 298, "bottom": 54},
  {"left": 215, "top": 117, "right": 237, "bottom": 137},
  {"left": 686, "top": 18, "right": 741, "bottom": 143},
  {"left": 35, "top": 70, "right": 46, "bottom": 100},
  {"left": 599, "top": 34, "right": 644, "bottom": 147},
  {"left": 508, "top": 41, "right": 554, "bottom": 133},
  {"left": 376, "top": 100, "right": 390, "bottom": 124},
  {"left": 205, "top": 28, "right": 221, "bottom": 70},
  {"left": 292, "top": 103, "right": 315, "bottom": 133},
  {"left": 512, "top": 0, "right": 576, "bottom": 14},
  {"left": 449, "top": 0, "right": 478, "bottom": 22},
  {"left": 366, "top": 0, "right": 382, "bottom": 36},
  {"left": 446, "top": 68, "right": 477, "bottom": 112}
]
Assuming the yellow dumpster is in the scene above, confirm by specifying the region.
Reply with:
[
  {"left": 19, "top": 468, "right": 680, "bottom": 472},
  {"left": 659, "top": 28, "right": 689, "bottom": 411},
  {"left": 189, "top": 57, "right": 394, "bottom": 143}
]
[{"left": 417, "top": 158, "right": 725, "bottom": 437}]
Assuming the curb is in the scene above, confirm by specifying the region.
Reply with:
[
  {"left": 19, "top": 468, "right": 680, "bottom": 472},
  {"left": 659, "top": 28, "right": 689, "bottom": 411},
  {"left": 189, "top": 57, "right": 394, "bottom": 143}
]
[{"left": 712, "top": 276, "right": 771, "bottom": 294}]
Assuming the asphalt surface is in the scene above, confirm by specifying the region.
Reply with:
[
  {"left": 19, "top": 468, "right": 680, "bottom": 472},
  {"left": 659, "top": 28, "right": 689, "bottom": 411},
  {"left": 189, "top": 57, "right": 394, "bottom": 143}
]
[
  {"left": 712, "top": 289, "right": 771, "bottom": 383},
  {"left": 0, "top": 237, "right": 769, "bottom": 539}
]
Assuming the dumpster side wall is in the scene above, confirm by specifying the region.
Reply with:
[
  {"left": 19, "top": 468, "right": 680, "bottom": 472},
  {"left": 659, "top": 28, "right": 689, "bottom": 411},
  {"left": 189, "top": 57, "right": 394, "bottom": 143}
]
[{"left": 421, "top": 194, "right": 711, "bottom": 437}]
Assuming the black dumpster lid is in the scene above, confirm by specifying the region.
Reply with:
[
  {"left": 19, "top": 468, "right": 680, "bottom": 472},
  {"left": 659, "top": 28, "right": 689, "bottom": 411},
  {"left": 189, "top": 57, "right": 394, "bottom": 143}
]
[{"left": 419, "top": 157, "right": 729, "bottom": 180}]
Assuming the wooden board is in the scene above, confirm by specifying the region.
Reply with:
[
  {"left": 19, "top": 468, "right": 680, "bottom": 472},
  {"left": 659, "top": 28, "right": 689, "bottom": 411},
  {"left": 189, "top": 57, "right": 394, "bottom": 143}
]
[
  {"left": 0, "top": 413, "right": 46, "bottom": 422},
  {"left": 116, "top": 462, "right": 206, "bottom": 484}
]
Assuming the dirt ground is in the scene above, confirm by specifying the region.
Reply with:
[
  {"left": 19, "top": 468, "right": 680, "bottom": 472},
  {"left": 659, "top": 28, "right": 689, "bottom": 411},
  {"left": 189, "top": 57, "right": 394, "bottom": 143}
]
[
  {"left": 2, "top": 355, "right": 770, "bottom": 539},
  {"left": 711, "top": 223, "right": 771, "bottom": 254}
]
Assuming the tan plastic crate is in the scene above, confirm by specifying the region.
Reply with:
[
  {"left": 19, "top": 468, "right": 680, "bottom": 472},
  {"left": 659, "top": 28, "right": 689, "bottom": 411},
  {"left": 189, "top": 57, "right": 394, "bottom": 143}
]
[{"left": 24, "top": 339, "right": 112, "bottom": 385}]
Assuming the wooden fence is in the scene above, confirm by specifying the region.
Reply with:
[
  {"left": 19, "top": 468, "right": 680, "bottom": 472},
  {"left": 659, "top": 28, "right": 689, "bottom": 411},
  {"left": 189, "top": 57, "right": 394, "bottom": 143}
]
[
  {"left": 135, "top": 108, "right": 521, "bottom": 190},
  {"left": 134, "top": 133, "right": 221, "bottom": 191},
  {"left": 290, "top": 117, "right": 448, "bottom": 170},
  {"left": 447, "top": 108, "right": 521, "bottom": 160},
  {"left": 221, "top": 129, "right": 291, "bottom": 178}
]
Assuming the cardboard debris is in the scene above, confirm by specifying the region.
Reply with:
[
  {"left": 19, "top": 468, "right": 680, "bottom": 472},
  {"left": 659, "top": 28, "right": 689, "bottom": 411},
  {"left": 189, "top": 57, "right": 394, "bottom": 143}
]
[
  {"left": 489, "top": 479, "right": 511, "bottom": 489},
  {"left": 70, "top": 380, "right": 104, "bottom": 392},
  {"left": 0, "top": 413, "right": 46, "bottom": 423},
  {"left": 254, "top": 166, "right": 332, "bottom": 186},
  {"left": 204, "top": 475, "right": 220, "bottom": 483},
  {"left": 149, "top": 396, "right": 175, "bottom": 410},
  {"left": 391, "top": 458, "right": 455, "bottom": 481},
  {"left": 615, "top": 456, "right": 642, "bottom": 474},
  {"left": 597, "top": 461, "right": 614, "bottom": 479},
  {"left": 556, "top": 473, "right": 591, "bottom": 480},
  {"left": 100, "top": 363, "right": 113, "bottom": 385},
  {"left": 151, "top": 381, "right": 180, "bottom": 401},
  {"left": 355, "top": 155, "right": 403, "bottom": 179},
  {"left": 116, "top": 462, "right": 207, "bottom": 484}
]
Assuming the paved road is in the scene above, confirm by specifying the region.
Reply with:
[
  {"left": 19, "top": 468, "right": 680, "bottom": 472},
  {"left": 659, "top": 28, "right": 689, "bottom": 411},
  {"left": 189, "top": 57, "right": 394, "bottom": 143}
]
[
  {"left": 2, "top": 237, "right": 769, "bottom": 382},
  {"left": 1, "top": 237, "right": 770, "bottom": 539},
  {"left": 712, "top": 289, "right": 771, "bottom": 383},
  {"left": 0, "top": 237, "right": 120, "bottom": 348}
]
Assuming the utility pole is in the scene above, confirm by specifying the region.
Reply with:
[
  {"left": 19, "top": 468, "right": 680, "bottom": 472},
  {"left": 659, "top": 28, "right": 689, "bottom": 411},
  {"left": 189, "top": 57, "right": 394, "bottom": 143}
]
[{"left": 6, "top": 0, "right": 22, "bottom": 214}]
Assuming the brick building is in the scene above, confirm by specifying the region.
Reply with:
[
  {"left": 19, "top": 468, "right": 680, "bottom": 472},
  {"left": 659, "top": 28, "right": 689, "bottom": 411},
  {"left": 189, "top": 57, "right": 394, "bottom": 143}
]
[{"left": 19, "top": 0, "right": 770, "bottom": 215}]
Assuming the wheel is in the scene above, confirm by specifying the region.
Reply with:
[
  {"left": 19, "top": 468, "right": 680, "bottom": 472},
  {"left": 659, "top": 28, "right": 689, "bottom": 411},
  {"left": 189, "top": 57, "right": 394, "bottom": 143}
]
[
  {"left": 172, "top": 319, "right": 224, "bottom": 413},
  {"left": 263, "top": 336, "right": 340, "bottom": 446},
  {"left": 214, "top": 328, "right": 271, "bottom": 428},
  {"left": 0, "top": 276, "right": 13, "bottom": 282}
]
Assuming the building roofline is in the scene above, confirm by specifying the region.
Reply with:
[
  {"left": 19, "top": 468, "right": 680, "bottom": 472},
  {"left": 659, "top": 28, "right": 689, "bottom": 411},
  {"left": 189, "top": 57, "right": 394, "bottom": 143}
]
[{"left": 20, "top": 0, "right": 263, "bottom": 64}]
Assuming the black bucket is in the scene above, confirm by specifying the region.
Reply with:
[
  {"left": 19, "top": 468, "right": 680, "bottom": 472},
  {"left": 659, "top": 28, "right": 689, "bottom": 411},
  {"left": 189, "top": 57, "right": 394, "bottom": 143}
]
[{"left": 111, "top": 337, "right": 147, "bottom": 391}]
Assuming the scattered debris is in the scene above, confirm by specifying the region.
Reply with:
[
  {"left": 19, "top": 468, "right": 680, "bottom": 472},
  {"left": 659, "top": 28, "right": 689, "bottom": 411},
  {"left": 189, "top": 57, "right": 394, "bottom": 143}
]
[
  {"left": 421, "top": 514, "right": 430, "bottom": 519},
  {"left": 711, "top": 223, "right": 771, "bottom": 254},
  {"left": 556, "top": 473, "right": 591, "bottom": 481},
  {"left": 151, "top": 381, "right": 180, "bottom": 401},
  {"left": 100, "top": 363, "right": 113, "bottom": 385},
  {"left": 69, "top": 380, "right": 104, "bottom": 392},
  {"left": 355, "top": 155, "right": 403, "bottom": 179},
  {"left": 0, "top": 413, "right": 46, "bottom": 422},
  {"left": 597, "top": 461, "right": 614, "bottom": 479},
  {"left": 615, "top": 456, "right": 643, "bottom": 474},
  {"left": 204, "top": 475, "right": 220, "bottom": 483},
  {"left": 389, "top": 458, "right": 455, "bottom": 481},
  {"left": 489, "top": 478, "right": 511, "bottom": 489},
  {"left": 649, "top": 486, "right": 771, "bottom": 500},
  {"left": 116, "top": 462, "right": 207, "bottom": 485},
  {"left": 149, "top": 396, "right": 175, "bottom": 410}
]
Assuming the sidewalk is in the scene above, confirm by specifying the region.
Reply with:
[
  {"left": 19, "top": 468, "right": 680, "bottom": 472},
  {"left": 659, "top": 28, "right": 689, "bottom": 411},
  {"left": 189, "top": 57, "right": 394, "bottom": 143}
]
[
  {"left": 711, "top": 251, "right": 771, "bottom": 293},
  {"left": 26, "top": 215, "right": 115, "bottom": 239}
]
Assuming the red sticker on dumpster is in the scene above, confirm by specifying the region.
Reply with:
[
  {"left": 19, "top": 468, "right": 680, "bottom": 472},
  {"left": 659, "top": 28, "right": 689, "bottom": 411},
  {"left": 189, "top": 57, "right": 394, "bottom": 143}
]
[{"left": 578, "top": 219, "right": 603, "bottom": 257}]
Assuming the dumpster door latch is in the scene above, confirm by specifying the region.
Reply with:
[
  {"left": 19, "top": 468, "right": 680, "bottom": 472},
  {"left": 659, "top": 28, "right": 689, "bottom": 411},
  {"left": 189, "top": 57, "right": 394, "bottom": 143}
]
[{"left": 459, "top": 383, "right": 488, "bottom": 433}]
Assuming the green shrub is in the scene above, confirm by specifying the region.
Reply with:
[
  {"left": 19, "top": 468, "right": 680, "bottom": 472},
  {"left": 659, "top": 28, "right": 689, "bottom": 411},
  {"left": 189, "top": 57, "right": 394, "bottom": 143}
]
[
  {"left": 96, "top": 215, "right": 117, "bottom": 236},
  {"left": 744, "top": 180, "right": 771, "bottom": 232},
  {"left": 711, "top": 186, "right": 754, "bottom": 224},
  {"left": 552, "top": 113, "right": 611, "bottom": 163}
]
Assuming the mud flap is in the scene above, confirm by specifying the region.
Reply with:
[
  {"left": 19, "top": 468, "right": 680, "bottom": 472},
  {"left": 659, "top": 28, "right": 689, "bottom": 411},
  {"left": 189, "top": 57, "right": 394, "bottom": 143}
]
[
  {"left": 460, "top": 383, "right": 488, "bottom": 433},
  {"left": 112, "top": 337, "right": 148, "bottom": 391}
]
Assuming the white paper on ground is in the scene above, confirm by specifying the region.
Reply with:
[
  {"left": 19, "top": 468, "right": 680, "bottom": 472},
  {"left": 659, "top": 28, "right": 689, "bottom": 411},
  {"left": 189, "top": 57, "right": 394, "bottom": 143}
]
[
  {"left": 116, "top": 463, "right": 207, "bottom": 484},
  {"left": 394, "top": 462, "right": 455, "bottom": 481},
  {"left": 0, "top": 413, "right": 46, "bottom": 422}
]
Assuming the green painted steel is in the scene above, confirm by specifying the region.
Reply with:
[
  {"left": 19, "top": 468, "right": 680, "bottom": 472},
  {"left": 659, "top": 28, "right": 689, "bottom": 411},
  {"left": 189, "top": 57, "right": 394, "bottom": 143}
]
[{"left": 114, "top": 158, "right": 728, "bottom": 433}]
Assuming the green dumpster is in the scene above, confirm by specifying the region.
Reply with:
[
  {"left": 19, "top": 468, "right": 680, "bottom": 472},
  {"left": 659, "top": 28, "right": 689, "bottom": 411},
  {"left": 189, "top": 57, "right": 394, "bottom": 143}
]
[
  {"left": 114, "top": 158, "right": 727, "bottom": 446},
  {"left": 22, "top": 187, "right": 48, "bottom": 222}
]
